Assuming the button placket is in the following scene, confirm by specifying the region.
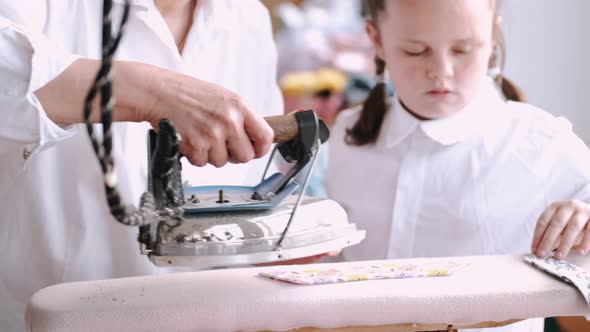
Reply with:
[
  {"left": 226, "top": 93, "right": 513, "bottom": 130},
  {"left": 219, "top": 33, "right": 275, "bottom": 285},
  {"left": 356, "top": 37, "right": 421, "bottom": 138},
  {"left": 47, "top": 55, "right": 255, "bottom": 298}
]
[{"left": 387, "top": 133, "right": 429, "bottom": 258}]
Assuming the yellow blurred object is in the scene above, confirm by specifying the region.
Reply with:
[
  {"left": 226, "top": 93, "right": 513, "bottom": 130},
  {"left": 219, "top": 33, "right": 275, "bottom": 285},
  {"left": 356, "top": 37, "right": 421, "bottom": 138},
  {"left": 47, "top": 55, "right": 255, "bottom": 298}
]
[
  {"left": 280, "top": 68, "right": 347, "bottom": 96},
  {"left": 280, "top": 72, "right": 317, "bottom": 96}
]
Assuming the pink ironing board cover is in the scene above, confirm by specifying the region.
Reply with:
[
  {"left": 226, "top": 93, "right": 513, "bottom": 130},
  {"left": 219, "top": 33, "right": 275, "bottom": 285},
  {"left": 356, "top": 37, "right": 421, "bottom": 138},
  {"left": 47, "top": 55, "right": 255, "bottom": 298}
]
[{"left": 25, "top": 254, "right": 590, "bottom": 332}]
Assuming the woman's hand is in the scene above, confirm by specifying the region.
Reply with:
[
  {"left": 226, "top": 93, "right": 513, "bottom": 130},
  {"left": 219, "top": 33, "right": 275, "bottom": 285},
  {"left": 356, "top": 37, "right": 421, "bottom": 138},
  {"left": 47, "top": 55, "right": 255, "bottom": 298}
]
[
  {"left": 35, "top": 59, "right": 274, "bottom": 168},
  {"left": 144, "top": 67, "right": 274, "bottom": 167},
  {"left": 532, "top": 200, "right": 590, "bottom": 260}
]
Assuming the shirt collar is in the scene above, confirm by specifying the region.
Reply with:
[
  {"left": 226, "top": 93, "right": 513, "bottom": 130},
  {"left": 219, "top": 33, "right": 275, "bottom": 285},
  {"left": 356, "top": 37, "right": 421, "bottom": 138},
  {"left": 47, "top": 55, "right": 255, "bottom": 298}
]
[
  {"left": 112, "top": 0, "right": 151, "bottom": 9},
  {"left": 384, "top": 77, "right": 504, "bottom": 148},
  {"left": 112, "top": 0, "right": 227, "bottom": 23},
  {"left": 383, "top": 98, "right": 419, "bottom": 148}
]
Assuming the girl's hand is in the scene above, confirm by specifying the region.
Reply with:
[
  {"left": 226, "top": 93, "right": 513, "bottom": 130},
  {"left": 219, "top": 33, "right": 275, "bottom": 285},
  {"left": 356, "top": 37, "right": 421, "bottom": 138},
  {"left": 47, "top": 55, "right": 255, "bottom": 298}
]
[{"left": 532, "top": 200, "right": 590, "bottom": 260}]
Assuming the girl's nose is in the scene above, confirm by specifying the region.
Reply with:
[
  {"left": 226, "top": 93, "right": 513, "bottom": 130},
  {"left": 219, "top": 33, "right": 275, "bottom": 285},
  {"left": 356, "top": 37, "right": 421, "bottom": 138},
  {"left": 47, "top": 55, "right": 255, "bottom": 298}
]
[{"left": 426, "top": 53, "right": 454, "bottom": 80}]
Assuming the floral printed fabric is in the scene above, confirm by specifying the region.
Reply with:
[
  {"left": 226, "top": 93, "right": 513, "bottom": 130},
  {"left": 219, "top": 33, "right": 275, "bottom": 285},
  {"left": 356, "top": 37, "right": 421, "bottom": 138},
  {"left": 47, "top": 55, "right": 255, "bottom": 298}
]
[
  {"left": 524, "top": 254, "right": 590, "bottom": 305},
  {"left": 258, "top": 261, "right": 468, "bottom": 285}
]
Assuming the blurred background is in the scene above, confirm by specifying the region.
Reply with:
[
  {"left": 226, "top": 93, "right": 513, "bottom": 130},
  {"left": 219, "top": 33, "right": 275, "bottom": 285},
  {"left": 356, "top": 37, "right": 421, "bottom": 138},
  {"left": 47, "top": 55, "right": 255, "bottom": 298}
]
[
  {"left": 261, "top": 0, "right": 590, "bottom": 140},
  {"left": 501, "top": 0, "right": 590, "bottom": 142},
  {"left": 263, "top": 0, "right": 376, "bottom": 128},
  {"left": 261, "top": 1, "right": 590, "bottom": 331}
]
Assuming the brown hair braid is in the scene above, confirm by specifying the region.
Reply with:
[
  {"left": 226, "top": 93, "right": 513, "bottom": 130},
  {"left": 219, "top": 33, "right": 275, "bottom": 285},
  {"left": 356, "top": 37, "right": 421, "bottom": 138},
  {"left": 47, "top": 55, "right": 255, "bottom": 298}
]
[{"left": 347, "top": 0, "right": 524, "bottom": 146}]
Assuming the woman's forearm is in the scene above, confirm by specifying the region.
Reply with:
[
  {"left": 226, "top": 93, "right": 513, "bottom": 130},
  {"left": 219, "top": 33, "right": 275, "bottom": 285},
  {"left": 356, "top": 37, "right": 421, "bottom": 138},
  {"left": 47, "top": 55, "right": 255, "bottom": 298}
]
[
  {"left": 33, "top": 56, "right": 274, "bottom": 167},
  {"left": 34, "top": 58, "right": 159, "bottom": 125}
]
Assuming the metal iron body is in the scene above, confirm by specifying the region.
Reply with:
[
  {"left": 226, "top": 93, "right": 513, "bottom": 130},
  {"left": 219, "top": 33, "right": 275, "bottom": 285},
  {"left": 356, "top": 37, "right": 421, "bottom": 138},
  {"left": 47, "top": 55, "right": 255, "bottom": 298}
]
[
  {"left": 138, "top": 111, "right": 365, "bottom": 268},
  {"left": 144, "top": 196, "right": 364, "bottom": 267}
]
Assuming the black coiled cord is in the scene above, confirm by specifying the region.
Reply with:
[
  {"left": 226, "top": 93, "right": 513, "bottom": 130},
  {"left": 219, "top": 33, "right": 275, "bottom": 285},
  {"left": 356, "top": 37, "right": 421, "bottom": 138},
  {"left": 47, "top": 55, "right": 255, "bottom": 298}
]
[{"left": 83, "top": 0, "right": 160, "bottom": 226}]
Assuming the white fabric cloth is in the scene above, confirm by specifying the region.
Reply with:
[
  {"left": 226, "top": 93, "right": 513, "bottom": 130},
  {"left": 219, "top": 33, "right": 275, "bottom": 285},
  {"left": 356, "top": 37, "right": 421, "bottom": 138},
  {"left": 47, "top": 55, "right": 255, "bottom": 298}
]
[
  {"left": 325, "top": 78, "right": 590, "bottom": 332},
  {"left": 25, "top": 254, "right": 589, "bottom": 332},
  {"left": 0, "top": 1, "right": 282, "bottom": 331}
]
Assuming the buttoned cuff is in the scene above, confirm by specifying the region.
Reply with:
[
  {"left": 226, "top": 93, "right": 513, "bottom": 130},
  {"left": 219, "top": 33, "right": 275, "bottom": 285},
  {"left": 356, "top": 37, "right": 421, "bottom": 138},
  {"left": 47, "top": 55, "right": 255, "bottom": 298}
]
[
  {"left": 0, "top": 94, "right": 76, "bottom": 169},
  {"left": 0, "top": 19, "right": 78, "bottom": 166}
]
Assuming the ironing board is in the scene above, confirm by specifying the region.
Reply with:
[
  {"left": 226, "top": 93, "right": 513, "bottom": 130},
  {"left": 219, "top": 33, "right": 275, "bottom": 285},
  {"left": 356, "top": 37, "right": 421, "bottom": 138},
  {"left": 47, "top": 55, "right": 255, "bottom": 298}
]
[{"left": 25, "top": 254, "right": 590, "bottom": 332}]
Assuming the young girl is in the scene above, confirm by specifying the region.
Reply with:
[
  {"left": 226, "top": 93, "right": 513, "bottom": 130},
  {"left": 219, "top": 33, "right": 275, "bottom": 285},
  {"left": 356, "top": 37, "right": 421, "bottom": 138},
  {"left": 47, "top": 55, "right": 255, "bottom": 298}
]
[{"left": 325, "top": 1, "right": 590, "bottom": 331}]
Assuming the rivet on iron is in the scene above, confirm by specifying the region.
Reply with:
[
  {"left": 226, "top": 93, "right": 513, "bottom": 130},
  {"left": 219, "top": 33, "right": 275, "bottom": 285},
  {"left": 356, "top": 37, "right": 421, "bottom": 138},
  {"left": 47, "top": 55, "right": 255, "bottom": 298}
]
[{"left": 216, "top": 189, "right": 229, "bottom": 203}]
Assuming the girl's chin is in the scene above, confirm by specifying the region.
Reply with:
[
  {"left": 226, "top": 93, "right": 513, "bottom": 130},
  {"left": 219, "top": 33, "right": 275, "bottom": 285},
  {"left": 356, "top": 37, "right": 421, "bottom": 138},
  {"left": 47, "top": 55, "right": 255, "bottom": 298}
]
[
  {"left": 411, "top": 100, "right": 465, "bottom": 119},
  {"left": 408, "top": 106, "right": 460, "bottom": 120}
]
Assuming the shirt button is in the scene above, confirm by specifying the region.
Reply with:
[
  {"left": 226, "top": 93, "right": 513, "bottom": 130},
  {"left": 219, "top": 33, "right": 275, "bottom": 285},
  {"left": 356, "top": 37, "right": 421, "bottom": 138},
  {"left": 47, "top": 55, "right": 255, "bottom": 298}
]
[{"left": 23, "top": 148, "right": 31, "bottom": 160}]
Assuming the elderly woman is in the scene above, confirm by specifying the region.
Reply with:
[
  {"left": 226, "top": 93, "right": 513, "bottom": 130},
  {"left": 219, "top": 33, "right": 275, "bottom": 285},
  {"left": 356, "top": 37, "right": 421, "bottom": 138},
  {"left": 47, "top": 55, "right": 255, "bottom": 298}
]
[{"left": 0, "top": 1, "right": 282, "bottom": 330}]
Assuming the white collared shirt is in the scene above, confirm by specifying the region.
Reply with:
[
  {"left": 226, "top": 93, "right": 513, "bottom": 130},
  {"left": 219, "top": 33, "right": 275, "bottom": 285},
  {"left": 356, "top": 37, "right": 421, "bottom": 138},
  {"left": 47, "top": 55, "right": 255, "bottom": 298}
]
[
  {"left": 0, "top": 1, "right": 281, "bottom": 330},
  {"left": 325, "top": 79, "right": 590, "bottom": 332},
  {"left": 327, "top": 77, "right": 590, "bottom": 260}
]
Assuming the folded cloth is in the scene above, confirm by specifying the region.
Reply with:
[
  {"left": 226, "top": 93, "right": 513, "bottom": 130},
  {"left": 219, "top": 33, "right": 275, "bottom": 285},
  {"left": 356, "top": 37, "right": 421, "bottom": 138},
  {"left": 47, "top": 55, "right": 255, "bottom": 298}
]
[
  {"left": 259, "top": 260, "right": 468, "bottom": 285},
  {"left": 524, "top": 254, "right": 590, "bottom": 305}
]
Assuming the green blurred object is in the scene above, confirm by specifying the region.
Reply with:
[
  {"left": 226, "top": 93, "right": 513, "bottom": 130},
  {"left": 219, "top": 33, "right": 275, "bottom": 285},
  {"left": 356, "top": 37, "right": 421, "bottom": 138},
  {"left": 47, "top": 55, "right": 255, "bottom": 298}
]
[
  {"left": 344, "top": 73, "right": 394, "bottom": 108},
  {"left": 544, "top": 317, "right": 561, "bottom": 332}
]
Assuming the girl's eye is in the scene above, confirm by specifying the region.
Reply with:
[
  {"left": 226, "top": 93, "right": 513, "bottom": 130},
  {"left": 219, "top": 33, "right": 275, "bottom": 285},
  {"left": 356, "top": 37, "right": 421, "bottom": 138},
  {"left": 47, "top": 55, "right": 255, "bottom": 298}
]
[
  {"left": 404, "top": 49, "right": 427, "bottom": 56},
  {"left": 453, "top": 43, "right": 479, "bottom": 54},
  {"left": 453, "top": 47, "right": 472, "bottom": 55}
]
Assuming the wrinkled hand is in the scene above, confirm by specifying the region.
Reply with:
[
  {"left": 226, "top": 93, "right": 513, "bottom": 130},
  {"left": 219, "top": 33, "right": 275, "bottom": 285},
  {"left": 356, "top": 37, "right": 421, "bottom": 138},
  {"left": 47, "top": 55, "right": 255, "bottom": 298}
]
[
  {"left": 257, "top": 250, "right": 342, "bottom": 266},
  {"left": 145, "top": 68, "right": 274, "bottom": 167},
  {"left": 532, "top": 200, "right": 590, "bottom": 260}
]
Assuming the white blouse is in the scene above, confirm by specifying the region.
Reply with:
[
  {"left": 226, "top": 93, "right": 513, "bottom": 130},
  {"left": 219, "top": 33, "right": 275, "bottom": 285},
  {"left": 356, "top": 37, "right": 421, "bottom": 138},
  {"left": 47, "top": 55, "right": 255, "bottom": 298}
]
[
  {"left": 325, "top": 78, "right": 590, "bottom": 332},
  {"left": 0, "top": 1, "right": 281, "bottom": 330}
]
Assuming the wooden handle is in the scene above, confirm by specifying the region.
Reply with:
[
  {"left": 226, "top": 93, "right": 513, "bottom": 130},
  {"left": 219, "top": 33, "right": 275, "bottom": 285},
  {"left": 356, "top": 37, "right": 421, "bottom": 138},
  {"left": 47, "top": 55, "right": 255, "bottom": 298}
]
[{"left": 265, "top": 114, "right": 298, "bottom": 143}]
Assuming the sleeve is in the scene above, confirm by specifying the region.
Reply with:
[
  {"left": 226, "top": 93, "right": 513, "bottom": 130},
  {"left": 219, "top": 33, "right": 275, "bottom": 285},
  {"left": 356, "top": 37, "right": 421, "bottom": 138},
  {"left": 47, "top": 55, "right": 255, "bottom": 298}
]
[
  {"left": 0, "top": 5, "right": 79, "bottom": 165},
  {"left": 0, "top": 0, "right": 81, "bottom": 94},
  {"left": 536, "top": 112, "right": 590, "bottom": 204},
  {"left": 549, "top": 129, "right": 590, "bottom": 203}
]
